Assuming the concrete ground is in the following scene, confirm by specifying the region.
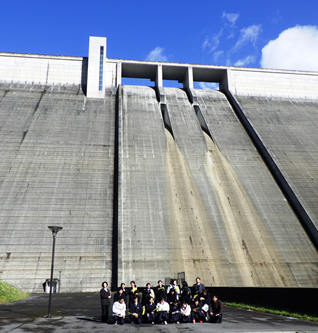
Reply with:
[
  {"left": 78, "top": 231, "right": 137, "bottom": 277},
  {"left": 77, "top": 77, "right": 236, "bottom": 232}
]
[{"left": 0, "top": 293, "right": 317, "bottom": 333}]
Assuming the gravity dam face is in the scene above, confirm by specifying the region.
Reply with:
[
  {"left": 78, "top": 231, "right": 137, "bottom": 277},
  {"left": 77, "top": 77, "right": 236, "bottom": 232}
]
[{"left": 1, "top": 80, "right": 317, "bottom": 292}]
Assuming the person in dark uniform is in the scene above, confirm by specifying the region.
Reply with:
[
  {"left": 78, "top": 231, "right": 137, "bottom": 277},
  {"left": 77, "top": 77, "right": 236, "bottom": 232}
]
[
  {"left": 129, "top": 281, "right": 137, "bottom": 307},
  {"left": 180, "top": 281, "right": 191, "bottom": 305},
  {"left": 210, "top": 294, "right": 223, "bottom": 323},
  {"left": 100, "top": 281, "right": 111, "bottom": 323},
  {"left": 155, "top": 280, "right": 166, "bottom": 301},
  {"left": 129, "top": 295, "right": 143, "bottom": 324},
  {"left": 114, "top": 287, "right": 124, "bottom": 303},
  {"left": 191, "top": 298, "right": 205, "bottom": 323},
  {"left": 169, "top": 300, "right": 181, "bottom": 324},
  {"left": 200, "top": 289, "right": 211, "bottom": 321},
  {"left": 167, "top": 288, "right": 179, "bottom": 305},
  {"left": 120, "top": 283, "right": 128, "bottom": 304},
  {"left": 192, "top": 277, "right": 205, "bottom": 295},
  {"left": 142, "top": 283, "right": 155, "bottom": 305},
  {"left": 145, "top": 297, "right": 156, "bottom": 324}
]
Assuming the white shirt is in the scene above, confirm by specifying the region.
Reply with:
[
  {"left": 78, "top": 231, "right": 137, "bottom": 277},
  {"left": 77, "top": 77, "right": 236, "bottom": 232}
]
[
  {"left": 112, "top": 301, "right": 126, "bottom": 317},
  {"left": 167, "top": 284, "right": 180, "bottom": 294},
  {"left": 156, "top": 301, "right": 170, "bottom": 312},
  {"left": 180, "top": 304, "right": 191, "bottom": 316}
]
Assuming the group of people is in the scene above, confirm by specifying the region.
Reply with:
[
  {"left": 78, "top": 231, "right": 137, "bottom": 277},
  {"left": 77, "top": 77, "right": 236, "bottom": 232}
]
[{"left": 100, "top": 277, "right": 223, "bottom": 325}]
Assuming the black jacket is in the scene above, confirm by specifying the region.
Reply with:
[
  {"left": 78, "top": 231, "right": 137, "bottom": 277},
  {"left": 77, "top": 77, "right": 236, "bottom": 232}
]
[
  {"left": 210, "top": 299, "right": 223, "bottom": 314},
  {"left": 167, "top": 291, "right": 178, "bottom": 304},
  {"left": 200, "top": 293, "right": 211, "bottom": 305},
  {"left": 180, "top": 289, "right": 191, "bottom": 305},
  {"left": 170, "top": 303, "right": 180, "bottom": 314},
  {"left": 155, "top": 286, "right": 166, "bottom": 300},
  {"left": 145, "top": 302, "right": 156, "bottom": 314},
  {"left": 114, "top": 292, "right": 124, "bottom": 303},
  {"left": 129, "top": 301, "right": 143, "bottom": 317},
  {"left": 192, "top": 283, "right": 205, "bottom": 294},
  {"left": 100, "top": 288, "right": 111, "bottom": 306}
]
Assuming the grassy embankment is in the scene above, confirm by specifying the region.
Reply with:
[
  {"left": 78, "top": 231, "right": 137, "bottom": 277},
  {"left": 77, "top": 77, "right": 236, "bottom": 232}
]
[
  {"left": 0, "top": 281, "right": 30, "bottom": 304},
  {"left": 225, "top": 302, "right": 318, "bottom": 322}
]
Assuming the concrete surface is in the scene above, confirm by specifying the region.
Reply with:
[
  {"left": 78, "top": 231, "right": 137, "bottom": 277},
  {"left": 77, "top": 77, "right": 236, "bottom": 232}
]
[
  {"left": 87, "top": 36, "right": 107, "bottom": 98},
  {"left": 117, "top": 85, "right": 318, "bottom": 287},
  {"left": 117, "top": 85, "right": 172, "bottom": 284},
  {"left": 195, "top": 89, "right": 318, "bottom": 287},
  {"left": 0, "top": 53, "right": 86, "bottom": 86},
  {"left": 234, "top": 95, "right": 318, "bottom": 231},
  {"left": 0, "top": 293, "right": 318, "bottom": 332},
  {"left": 1, "top": 82, "right": 318, "bottom": 293},
  {"left": 2, "top": 35, "right": 318, "bottom": 100},
  {"left": 0, "top": 83, "right": 116, "bottom": 292}
]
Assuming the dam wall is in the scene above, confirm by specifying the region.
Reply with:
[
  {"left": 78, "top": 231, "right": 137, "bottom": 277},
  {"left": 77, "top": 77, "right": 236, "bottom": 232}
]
[
  {"left": 0, "top": 80, "right": 317, "bottom": 292},
  {"left": 233, "top": 95, "right": 318, "bottom": 231},
  {"left": 0, "top": 36, "right": 317, "bottom": 292},
  {"left": 116, "top": 85, "right": 318, "bottom": 288},
  {"left": 195, "top": 89, "right": 318, "bottom": 286},
  {"left": 0, "top": 82, "right": 116, "bottom": 292},
  {"left": 117, "top": 86, "right": 172, "bottom": 285},
  {"left": 0, "top": 53, "right": 87, "bottom": 87}
]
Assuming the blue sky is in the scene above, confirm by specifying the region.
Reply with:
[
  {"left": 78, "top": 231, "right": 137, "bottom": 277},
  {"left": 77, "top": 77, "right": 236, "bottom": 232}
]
[{"left": 1, "top": 0, "right": 318, "bottom": 87}]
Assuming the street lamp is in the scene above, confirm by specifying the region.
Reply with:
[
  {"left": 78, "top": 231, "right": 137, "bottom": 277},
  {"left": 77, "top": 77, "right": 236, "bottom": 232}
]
[{"left": 47, "top": 226, "right": 63, "bottom": 318}]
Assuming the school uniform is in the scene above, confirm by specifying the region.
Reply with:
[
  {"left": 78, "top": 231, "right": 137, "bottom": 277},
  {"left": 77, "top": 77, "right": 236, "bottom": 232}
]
[
  {"left": 142, "top": 288, "right": 155, "bottom": 305},
  {"left": 191, "top": 302, "right": 205, "bottom": 322},
  {"left": 114, "top": 292, "right": 125, "bottom": 303},
  {"left": 155, "top": 287, "right": 167, "bottom": 302},
  {"left": 180, "top": 303, "right": 191, "bottom": 323},
  {"left": 155, "top": 286, "right": 166, "bottom": 300},
  {"left": 156, "top": 301, "right": 170, "bottom": 323},
  {"left": 129, "top": 301, "right": 142, "bottom": 324},
  {"left": 180, "top": 291, "right": 191, "bottom": 305},
  {"left": 180, "top": 286, "right": 191, "bottom": 303},
  {"left": 192, "top": 282, "right": 205, "bottom": 295},
  {"left": 100, "top": 287, "right": 111, "bottom": 323},
  {"left": 169, "top": 303, "right": 181, "bottom": 323},
  {"left": 122, "top": 288, "right": 129, "bottom": 304},
  {"left": 145, "top": 302, "right": 156, "bottom": 323},
  {"left": 129, "top": 286, "right": 138, "bottom": 306},
  {"left": 167, "top": 291, "right": 179, "bottom": 304},
  {"left": 167, "top": 284, "right": 180, "bottom": 294},
  {"left": 200, "top": 293, "right": 211, "bottom": 320}
]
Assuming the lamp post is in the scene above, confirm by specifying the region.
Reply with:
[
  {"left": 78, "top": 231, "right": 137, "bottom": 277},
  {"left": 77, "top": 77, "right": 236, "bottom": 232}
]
[{"left": 47, "top": 226, "right": 63, "bottom": 318}]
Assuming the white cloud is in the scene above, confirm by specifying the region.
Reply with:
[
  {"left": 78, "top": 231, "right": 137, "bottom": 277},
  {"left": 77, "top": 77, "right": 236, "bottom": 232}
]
[
  {"left": 261, "top": 25, "right": 318, "bottom": 71},
  {"left": 213, "top": 50, "right": 224, "bottom": 62},
  {"left": 222, "top": 12, "right": 239, "bottom": 27},
  {"left": 234, "top": 55, "right": 256, "bottom": 67},
  {"left": 234, "top": 24, "right": 262, "bottom": 50},
  {"left": 198, "top": 82, "right": 219, "bottom": 90},
  {"left": 202, "top": 36, "right": 209, "bottom": 51},
  {"left": 202, "top": 30, "right": 223, "bottom": 52},
  {"left": 146, "top": 47, "right": 167, "bottom": 61}
]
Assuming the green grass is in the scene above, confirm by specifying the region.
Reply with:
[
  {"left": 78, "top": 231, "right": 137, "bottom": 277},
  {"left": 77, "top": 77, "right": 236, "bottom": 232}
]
[
  {"left": 224, "top": 301, "right": 318, "bottom": 322},
  {"left": 0, "top": 281, "right": 30, "bottom": 304}
]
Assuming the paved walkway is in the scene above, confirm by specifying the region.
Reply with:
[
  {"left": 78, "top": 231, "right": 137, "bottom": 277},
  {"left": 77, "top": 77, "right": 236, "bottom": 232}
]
[{"left": 0, "top": 293, "right": 317, "bottom": 332}]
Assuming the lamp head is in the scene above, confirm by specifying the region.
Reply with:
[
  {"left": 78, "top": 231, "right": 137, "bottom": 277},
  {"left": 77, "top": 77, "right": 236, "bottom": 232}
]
[{"left": 48, "top": 226, "right": 63, "bottom": 236}]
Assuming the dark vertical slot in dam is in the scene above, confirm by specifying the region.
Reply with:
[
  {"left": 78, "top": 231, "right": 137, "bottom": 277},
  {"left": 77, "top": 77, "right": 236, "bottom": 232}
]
[
  {"left": 223, "top": 89, "right": 318, "bottom": 251},
  {"left": 112, "top": 86, "right": 120, "bottom": 289},
  {"left": 160, "top": 103, "right": 174, "bottom": 138},
  {"left": 193, "top": 105, "right": 214, "bottom": 141}
]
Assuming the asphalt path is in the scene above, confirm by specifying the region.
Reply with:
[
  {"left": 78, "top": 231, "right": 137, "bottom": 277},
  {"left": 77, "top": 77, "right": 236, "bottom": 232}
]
[{"left": 0, "top": 293, "right": 317, "bottom": 332}]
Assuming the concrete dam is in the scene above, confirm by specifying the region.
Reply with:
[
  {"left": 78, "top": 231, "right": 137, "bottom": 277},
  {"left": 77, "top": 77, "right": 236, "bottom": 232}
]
[{"left": 0, "top": 37, "right": 318, "bottom": 293}]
